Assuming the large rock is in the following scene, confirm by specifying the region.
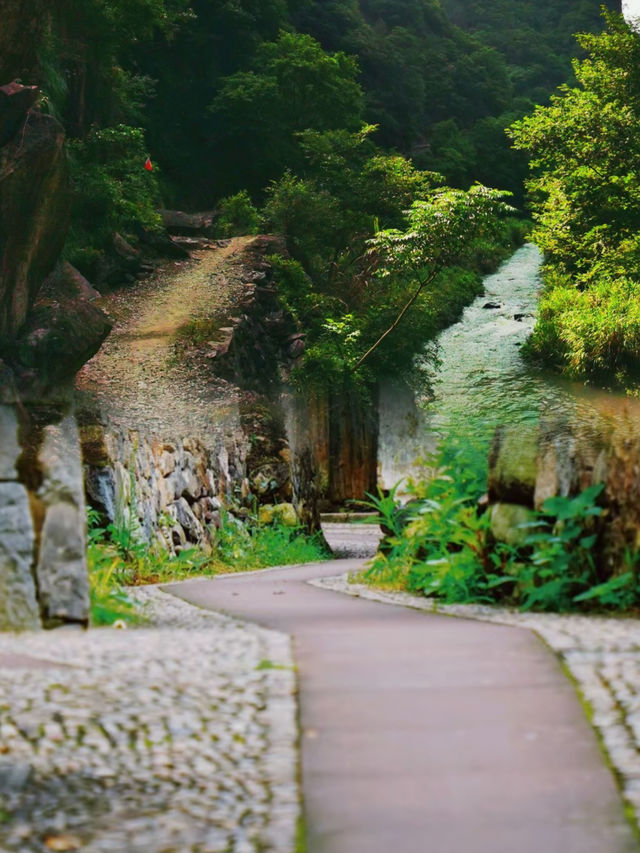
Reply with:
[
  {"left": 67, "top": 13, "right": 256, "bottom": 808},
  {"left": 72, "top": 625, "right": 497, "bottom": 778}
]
[
  {"left": 14, "top": 276, "right": 111, "bottom": 389},
  {"left": 159, "top": 209, "right": 217, "bottom": 236},
  {"left": 0, "top": 107, "right": 70, "bottom": 342},
  {"left": 50, "top": 261, "right": 102, "bottom": 302}
]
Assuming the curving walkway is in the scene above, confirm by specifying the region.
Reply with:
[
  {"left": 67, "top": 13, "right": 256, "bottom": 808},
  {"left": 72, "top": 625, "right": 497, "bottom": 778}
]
[{"left": 166, "top": 559, "right": 639, "bottom": 853}]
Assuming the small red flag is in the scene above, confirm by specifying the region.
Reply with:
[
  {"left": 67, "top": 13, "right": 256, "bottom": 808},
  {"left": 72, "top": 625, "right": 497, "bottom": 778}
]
[{"left": 144, "top": 157, "right": 153, "bottom": 172}]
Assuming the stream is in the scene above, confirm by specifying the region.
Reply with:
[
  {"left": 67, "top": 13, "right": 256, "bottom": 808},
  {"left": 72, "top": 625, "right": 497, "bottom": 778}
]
[{"left": 379, "top": 243, "right": 640, "bottom": 488}]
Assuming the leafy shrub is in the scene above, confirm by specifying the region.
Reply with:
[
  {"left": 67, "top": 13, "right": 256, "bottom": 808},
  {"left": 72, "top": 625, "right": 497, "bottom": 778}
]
[
  {"left": 216, "top": 190, "right": 260, "bottom": 237},
  {"left": 526, "top": 273, "right": 640, "bottom": 383},
  {"left": 87, "top": 509, "right": 141, "bottom": 626},
  {"left": 364, "top": 436, "right": 494, "bottom": 601},
  {"left": 363, "top": 436, "right": 640, "bottom": 612},
  {"left": 214, "top": 511, "right": 330, "bottom": 569}
]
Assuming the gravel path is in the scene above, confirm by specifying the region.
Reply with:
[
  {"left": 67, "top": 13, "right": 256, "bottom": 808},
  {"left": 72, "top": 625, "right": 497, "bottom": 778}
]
[
  {"left": 313, "top": 572, "right": 640, "bottom": 831},
  {"left": 75, "top": 239, "right": 255, "bottom": 436},
  {"left": 0, "top": 587, "right": 299, "bottom": 853}
]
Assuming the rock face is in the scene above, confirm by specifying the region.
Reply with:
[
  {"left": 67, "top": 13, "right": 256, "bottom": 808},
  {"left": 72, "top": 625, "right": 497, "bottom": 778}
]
[
  {"left": 0, "top": 86, "right": 70, "bottom": 343},
  {"left": 0, "top": 82, "right": 112, "bottom": 393},
  {"left": 81, "top": 426, "right": 247, "bottom": 553},
  {"left": 0, "top": 80, "right": 109, "bottom": 629},
  {"left": 486, "top": 416, "right": 638, "bottom": 574}
]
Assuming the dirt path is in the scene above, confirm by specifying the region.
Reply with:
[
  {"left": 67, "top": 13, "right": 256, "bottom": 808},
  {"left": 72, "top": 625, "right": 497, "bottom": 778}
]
[{"left": 75, "top": 238, "right": 255, "bottom": 437}]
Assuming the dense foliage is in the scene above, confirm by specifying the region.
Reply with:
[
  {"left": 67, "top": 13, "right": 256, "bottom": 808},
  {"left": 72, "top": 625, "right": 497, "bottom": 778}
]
[
  {"left": 510, "top": 13, "right": 640, "bottom": 385},
  {"left": 24, "top": 2, "right": 627, "bottom": 385},
  {"left": 30, "top": 0, "right": 616, "bottom": 211},
  {"left": 261, "top": 125, "right": 522, "bottom": 386},
  {"left": 142, "top": 0, "right": 617, "bottom": 204}
]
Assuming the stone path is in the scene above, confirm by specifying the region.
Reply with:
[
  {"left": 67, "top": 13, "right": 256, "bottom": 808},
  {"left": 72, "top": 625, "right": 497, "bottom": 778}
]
[
  {"left": 168, "top": 560, "right": 639, "bottom": 853},
  {"left": 316, "top": 572, "right": 640, "bottom": 834},
  {"left": 0, "top": 587, "right": 298, "bottom": 853}
]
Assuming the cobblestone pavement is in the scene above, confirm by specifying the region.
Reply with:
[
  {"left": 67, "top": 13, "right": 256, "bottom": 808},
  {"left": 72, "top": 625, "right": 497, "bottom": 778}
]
[
  {"left": 0, "top": 587, "right": 299, "bottom": 853},
  {"left": 313, "top": 572, "right": 640, "bottom": 831}
]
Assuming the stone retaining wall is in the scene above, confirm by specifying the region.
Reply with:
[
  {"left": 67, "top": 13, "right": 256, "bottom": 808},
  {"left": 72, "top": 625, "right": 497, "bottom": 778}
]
[{"left": 81, "top": 422, "right": 251, "bottom": 553}]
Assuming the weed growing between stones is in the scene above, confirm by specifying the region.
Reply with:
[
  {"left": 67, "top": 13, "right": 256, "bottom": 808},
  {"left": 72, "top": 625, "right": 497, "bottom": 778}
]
[
  {"left": 362, "top": 437, "right": 640, "bottom": 613},
  {"left": 87, "top": 509, "right": 330, "bottom": 625}
]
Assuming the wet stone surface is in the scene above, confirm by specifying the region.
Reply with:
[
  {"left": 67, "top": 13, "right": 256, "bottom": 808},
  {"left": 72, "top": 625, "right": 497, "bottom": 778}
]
[
  {"left": 314, "top": 573, "right": 640, "bottom": 831},
  {"left": 0, "top": 587, "right": 298, "bottom": 853}
]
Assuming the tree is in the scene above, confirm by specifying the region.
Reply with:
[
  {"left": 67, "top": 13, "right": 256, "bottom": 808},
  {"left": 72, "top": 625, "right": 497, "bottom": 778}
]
[
  {"left": 509, "top": 12, "right": 640, "bottom": 279},
  {"left": 210, "top": 31, "right": 364, "bottom": 195},
  {"left": 508, "top": 12, "right": 640, "bottom": 382},
  {"left": 354, "top": 185, "right": 513, "bottom": 370}
]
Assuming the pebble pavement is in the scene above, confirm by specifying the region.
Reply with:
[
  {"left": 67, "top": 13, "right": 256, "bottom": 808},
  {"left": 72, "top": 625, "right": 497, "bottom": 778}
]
[
  {"left": 0, "top": 586, "right": 299, "bottom": 853},
  {"left": 312, "top": 572, "right": 640, "bottom": 831}
]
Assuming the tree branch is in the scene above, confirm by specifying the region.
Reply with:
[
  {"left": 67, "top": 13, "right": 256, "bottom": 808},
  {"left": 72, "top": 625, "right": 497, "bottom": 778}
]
[{"left": 352, "top": 266, "right": 440, "bottom": 372}]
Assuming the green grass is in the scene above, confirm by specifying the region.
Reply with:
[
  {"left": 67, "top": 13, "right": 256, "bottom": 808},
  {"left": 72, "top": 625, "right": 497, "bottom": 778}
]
[{"left": 88, "top": 509, "right": 330, "bottom": 625}]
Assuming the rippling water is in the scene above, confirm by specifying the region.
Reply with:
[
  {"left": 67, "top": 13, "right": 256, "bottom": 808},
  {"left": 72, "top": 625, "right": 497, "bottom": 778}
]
[{"left": 378, "top": 244, "right": 640, "bottom": 487}]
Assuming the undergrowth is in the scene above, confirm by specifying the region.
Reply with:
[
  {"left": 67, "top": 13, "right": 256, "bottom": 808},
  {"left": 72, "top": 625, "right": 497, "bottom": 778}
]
[
  {"left": 362, "top": 435, "right": 640, "bottom": 613},
  {"left": 88, "top": 507, "right": 329, "bottom": 626}
]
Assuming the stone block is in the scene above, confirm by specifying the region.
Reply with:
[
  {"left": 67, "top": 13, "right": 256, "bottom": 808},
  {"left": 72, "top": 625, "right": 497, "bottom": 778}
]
[
  {"left": 159, "top": 451, "right": 176, "bottom": 477},
  {"left": 0, "top": 482, "right": 40, "bottom": 630},
  {"left": 38, "top": 416, "right": 85, "bottom": 507},
  {"left": 488, "top": 424, "right": 538, "bottom": 506},
  {"left": 174, "top": 497, "right": 204, "bottom": 543},
  {"left": 534, "top": 428, "right": 578, "bottom": 510},
  {"left": 0, "top": 405, "right": 20, "bottom": 480},
  {"left": 36, "top": 416, "right": 90, "bottom": 625},
  {"left": 36, "top": 502, "right": 89, "bottom": 625}
]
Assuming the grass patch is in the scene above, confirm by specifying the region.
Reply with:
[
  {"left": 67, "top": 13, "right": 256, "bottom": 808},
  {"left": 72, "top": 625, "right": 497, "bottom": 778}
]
[
  {"left": 255, "top": 659, "right": 294, "bottom": 671},
  {"left": 171, "top": 317, "right": 223, "bottom": 360},
  {"left": 88, "top": 509, "right": 330, "bottom": 625}
]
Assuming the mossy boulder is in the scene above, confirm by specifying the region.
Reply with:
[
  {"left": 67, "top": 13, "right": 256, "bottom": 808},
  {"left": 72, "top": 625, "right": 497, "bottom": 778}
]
[
  {"left": 259, "top": 503, "right": 299, "bottom": 528},
  {"left": 489, "top": 502, "right": 537, "bottom": 548},
  {"left": 488, "top": 424, "right": 539, "bottom": 506}
]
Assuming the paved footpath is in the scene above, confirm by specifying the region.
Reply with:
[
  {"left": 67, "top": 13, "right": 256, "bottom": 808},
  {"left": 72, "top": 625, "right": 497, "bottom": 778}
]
[{"left": 167, "top": 559, "right": 639, "bottom": 853}]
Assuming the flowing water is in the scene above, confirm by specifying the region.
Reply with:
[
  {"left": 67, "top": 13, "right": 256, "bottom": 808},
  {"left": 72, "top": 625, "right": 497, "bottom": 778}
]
[{"left": 378, "top": 243, "right": 640, "bottom": 487}]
